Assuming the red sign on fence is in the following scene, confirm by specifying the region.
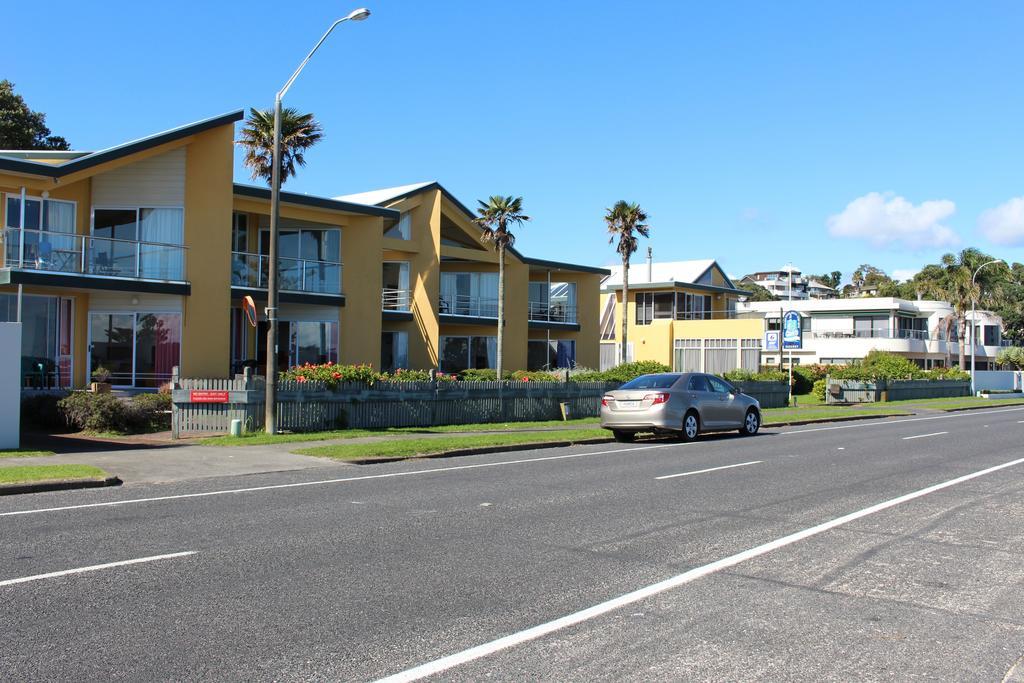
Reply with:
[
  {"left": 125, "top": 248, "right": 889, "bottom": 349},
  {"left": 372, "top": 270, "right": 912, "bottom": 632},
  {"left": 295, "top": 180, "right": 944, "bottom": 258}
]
[{"left": 190, "top": 390, "right": 230, "bottom": 403}]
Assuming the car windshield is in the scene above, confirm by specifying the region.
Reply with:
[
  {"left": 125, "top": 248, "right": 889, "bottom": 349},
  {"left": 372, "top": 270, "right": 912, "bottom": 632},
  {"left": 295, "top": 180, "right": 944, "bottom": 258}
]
[{"left": 619, "top": 374, "right": 680, "bottom": 390}]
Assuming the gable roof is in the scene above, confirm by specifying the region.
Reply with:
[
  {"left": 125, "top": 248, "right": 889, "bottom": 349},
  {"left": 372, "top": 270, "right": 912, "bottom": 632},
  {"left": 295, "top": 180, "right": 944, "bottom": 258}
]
[
  {"left": 336, "top": 181, "right": 609, "bottom": 275},
  {"left": 0, "top": 110, "right": 245, "bottom": 179},
  {"left": 602, "top": 259, "right": 745, "bottom": 294}
]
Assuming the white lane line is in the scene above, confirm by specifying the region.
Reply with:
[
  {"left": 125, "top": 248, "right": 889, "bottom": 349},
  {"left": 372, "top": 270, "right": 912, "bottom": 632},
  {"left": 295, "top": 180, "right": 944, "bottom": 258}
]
[
  {"left": 780, "top": 406, "right": 1024, "bottom": 436},
  {"left": 0, "top": 442, "right": 691, "bottom": 518},
  {"left": 373, "top": 456, "right": 1024, "bottom": 683},
  {"left": 0, "top": 551, "right": 196, "bottom": 588},
  {"left": 902, "top": 431, "right": 948, "bottom": 441},
  {"left": 656, "top": 461, "right": 761, "bottom": 480}
]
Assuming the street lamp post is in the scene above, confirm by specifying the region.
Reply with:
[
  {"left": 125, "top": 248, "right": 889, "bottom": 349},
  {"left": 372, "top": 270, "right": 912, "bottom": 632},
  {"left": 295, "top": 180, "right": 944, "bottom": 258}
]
[
  {"left": 969, "top": 259, "right": 1006, "bottom": 397},
  {"left": 265, "top": 7, "right": 371, "bottom": 434}
]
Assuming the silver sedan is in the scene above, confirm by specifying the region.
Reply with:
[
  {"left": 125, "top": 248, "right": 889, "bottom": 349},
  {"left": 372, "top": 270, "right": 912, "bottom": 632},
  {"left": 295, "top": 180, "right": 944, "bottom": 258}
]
[{"left": 600, "top": 372, "right": 762, "bottom": 442}]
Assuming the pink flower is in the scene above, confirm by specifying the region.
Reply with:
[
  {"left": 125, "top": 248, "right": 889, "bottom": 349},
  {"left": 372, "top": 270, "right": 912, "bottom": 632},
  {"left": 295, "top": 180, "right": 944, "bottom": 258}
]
[{"left": 296, "top": 375, "right": 308, "bottom": 382}]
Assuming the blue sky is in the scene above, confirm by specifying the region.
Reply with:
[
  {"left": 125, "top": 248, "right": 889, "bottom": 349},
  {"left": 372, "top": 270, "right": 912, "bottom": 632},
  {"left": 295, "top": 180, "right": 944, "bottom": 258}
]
[{"left": 9, "top": 1, "right": 1024, "bottom": 283}]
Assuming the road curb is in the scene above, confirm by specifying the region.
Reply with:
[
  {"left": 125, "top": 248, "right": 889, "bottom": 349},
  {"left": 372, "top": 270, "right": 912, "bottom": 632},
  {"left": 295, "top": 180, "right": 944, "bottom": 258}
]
[
  {"left": 943, "top": 403, "right": 1024, "bottom": 413},
  {"left": 0, "top": 475, "right": 122, "bottom": 497},
  {"left": 345, "top": 437, "right": 616, "bottom": 464}
]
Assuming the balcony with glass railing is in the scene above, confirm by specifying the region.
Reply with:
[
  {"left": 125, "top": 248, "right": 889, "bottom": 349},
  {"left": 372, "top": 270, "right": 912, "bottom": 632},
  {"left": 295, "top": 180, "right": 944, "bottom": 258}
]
[
  {"left": 231, "top": 252, "right": 342, "bottom": 295},
  {"left": 528, "top": 300, "right": 577, "bottom": 324},
  {"left": 2, "top": 227, "right": 187, "bottom": 282},
  {"left": 382, "top": 288, "right": 411, "bottom": 311},
  {"left": 438, "top": 293, "right": 498, "bottom": 318}
]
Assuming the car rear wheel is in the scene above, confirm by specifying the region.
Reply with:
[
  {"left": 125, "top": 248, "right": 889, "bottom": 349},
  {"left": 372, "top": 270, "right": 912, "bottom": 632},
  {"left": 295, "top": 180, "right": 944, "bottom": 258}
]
[
  {"left": 739, "top": 409, "right": 760, "bottom": 436},
  {"left": 612, "top": 430, "right": 635, "bottom": 443},
  {"left": 680, "top": 411, "right": 700, "bottom": 442}
]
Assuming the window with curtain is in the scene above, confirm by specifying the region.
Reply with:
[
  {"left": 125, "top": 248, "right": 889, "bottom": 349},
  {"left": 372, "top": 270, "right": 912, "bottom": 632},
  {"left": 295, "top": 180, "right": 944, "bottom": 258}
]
[
  {"left": 385, "top": 212, "right": 411, "bottom": 240},
  {"left": 5, "top": 196, "right": 76, "bottom": 269},
  {"left": 138, "top": 208, "right": 184, "bottom": 280},
  {"left": 440, "top": 272, "right": 498, "bottom": 317}
]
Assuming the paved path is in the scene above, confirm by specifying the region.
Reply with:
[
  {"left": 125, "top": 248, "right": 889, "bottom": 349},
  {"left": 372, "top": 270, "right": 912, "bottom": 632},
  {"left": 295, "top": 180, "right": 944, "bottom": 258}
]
[{"left": 2, "top": 404, "right": 1024, "bottom": 681}]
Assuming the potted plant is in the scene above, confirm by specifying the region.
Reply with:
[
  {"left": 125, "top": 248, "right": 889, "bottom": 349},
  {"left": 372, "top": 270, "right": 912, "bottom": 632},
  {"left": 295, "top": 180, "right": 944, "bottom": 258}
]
[{"left": 91, "top": 366, "right": 112, "bottom": 393}]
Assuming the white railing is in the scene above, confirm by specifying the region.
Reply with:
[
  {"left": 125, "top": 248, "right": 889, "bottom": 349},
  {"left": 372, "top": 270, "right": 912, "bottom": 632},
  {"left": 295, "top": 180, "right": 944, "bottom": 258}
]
[
  {"left": 2, "top": 227, "right": 187, "bottom": 282},
  {"left": 528, "top": 301, "right": 577, "bottom": 323},
  {"left": 382, "top": 288, "right": 411, "bottom": 311},
  {"left": 439, "top": 294, "right": 498, "bottom": 318},
  {"left": 231, "top": 252, "right": 342, "bottom": 295}
]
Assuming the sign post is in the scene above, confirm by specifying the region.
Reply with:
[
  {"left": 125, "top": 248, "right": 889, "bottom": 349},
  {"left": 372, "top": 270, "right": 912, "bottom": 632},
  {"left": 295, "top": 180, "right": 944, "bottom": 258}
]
[{"left": 782, "top": 310, "right": 802, "bottom": 405}]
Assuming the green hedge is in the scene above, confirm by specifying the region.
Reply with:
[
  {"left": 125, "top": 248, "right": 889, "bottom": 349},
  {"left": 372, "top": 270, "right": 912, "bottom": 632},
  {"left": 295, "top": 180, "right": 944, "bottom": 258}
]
[{"left": 57, "top": 392, "right": 171, "bottom": 434}]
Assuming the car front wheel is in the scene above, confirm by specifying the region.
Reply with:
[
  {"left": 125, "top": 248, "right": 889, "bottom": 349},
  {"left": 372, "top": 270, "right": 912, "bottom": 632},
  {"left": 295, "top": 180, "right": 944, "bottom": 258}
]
[{"left": 739, "top": 409, "right": 760, "bottom": 436}]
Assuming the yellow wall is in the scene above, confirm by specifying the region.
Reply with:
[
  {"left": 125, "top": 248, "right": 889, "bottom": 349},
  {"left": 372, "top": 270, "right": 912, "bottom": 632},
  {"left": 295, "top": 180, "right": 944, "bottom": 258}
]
[
  {"left": 181, "top": 125, "right": 234, "bottom": 378},
  {"left": 339, "top": 214, "right": 383, "bottom": 365}
]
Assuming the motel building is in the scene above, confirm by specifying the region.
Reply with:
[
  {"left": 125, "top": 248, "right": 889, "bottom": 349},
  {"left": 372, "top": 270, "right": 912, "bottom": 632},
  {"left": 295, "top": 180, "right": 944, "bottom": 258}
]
[{"left": 0, "top": 112, "right": 606, "bottom": 390}]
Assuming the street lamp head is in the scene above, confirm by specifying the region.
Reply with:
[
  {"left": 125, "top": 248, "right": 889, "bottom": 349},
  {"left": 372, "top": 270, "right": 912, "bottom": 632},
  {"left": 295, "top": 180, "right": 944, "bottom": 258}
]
[{"left": 346, "top": 7, "right": 371, "bottom": 20}]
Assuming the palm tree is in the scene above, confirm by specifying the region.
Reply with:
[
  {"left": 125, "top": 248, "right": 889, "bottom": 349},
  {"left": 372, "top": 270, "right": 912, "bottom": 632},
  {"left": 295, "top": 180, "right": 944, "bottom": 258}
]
[
  {"left": 916, "top": 250, "right": 990, "bottom": 369},
  {"left": 236, "top": 107, "right": 324, "bottom": 186},
  {"left": 475, "top": 196, "right": 530, "bottom": 380},
  {"left": 605, "top": 201, "right": 650, "bottom": 365}
]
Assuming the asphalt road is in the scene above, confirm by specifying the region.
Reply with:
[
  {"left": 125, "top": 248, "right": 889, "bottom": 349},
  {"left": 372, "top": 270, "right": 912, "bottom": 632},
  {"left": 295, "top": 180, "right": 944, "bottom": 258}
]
[{"left": 3, "top": 406, "right": 1024, "bottom": 682}]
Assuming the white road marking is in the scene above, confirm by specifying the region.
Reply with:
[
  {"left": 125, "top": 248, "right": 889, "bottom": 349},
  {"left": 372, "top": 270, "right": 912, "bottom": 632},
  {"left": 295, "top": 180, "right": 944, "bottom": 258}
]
[
  {"left": 902, "top": 431, "right": 948, "bottom": 441},
  {"left": 0, "top": 551, "right": 195, "bottom": 588},
  {"left": 656, "top": 461, "right": 761, "bottom": 480},
  {"left": 373, "top": 456, "right": 1024, "bottom": 683},
  {"left": 837, "top": 447, "right": 845, "bottom": 451},
  {"left": 0, "top": 442, "right": 690, "bottom": 518},
  {"left": 780, "top": 406, "right": 1024, "bottom": 436}
]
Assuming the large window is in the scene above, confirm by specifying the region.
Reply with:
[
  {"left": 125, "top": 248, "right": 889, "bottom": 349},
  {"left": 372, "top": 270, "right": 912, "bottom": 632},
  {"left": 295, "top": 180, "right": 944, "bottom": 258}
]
[
  {"left": 527, "top": 339, "right": 576, "bottom": 370},
  {"left": 290, "top": 321, "right": 339, "bottom": 366},
  {"left": 637, "top": 291, "right": 712, "bottom": 324},
  {"left": 529, "top": 281, "right": 577, "bottom": 322},
  {"left": 259, "top": 224, "right": 341, "bottom": 293},
  {"left": 89, "top": 311, "right": 181, "bottom": 388},
  {"left": 5, "top": 195, "right": 76, "bottom": 271},
  {"left": 440, "top": 335, "right": 496, "bottom": 373},
  {"left": 382, "top": 262, "right": 411, "bottom": 311},
  {"left": 853, "top": 315, "right": 889, "bottom": 338},
  {"left": 0, "top": 294, "right": 73, "bottom": 388},
  {"left": 675, "top": 293, "right": 712, "bottom": 321},
  {"left": 232, "top": 213, "right": 249, "bottom": 252},
  {"left": 440, "top": 272, "right": 498, "bottom": 317},
  {"left": 91, "top": 207, "right": 184, "bottom": 280}
]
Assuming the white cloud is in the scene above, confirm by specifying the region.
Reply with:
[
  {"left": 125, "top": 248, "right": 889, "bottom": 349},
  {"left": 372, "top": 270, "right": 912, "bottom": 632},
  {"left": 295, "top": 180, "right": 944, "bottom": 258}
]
[
  {"left": 978, "top": 197, "right": 1024, "bottom": 246},
  {"left": 891, "top": 268, "right": 920, "bottom": 282},
  {"left": 827, "top": 192, "right": 959, "bottom": 250}
]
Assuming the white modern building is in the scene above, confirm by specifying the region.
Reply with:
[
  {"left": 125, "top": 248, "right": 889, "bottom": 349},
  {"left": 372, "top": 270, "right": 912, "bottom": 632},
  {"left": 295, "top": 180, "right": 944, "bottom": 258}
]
[
  {"left": 736, "top": 297, "right": 1009, "bottom": 369},
  {"left": 740, "top": 265, "right": 836, "bottom": 301}
]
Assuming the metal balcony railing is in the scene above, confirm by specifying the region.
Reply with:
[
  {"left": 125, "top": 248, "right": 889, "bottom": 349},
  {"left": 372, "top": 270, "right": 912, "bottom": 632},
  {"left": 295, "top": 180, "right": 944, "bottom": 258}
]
[
  {"left": 439, "top": 293, "right": 498, "bottom": 318},
  {"left": 382, "top": 288, "right": 411, "bottom": 311},
  {"left": 231, "top": 252, "right": 342, "bottom": 295},
  {"left": 2, "top": 227, "right": 187, "bottom": 282},
  {"left": 528, "top": 300, "right": 577, "bottom": 323}
]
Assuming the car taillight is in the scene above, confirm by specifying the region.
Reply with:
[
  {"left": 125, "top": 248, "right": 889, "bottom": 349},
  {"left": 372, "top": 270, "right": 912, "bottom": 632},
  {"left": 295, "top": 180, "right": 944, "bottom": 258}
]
[
  {"left": 601, "top": 396, "right": 611, "bottom": 407},
  {"left": 644, "top": 393, "right": 669, "bottom": 405}
]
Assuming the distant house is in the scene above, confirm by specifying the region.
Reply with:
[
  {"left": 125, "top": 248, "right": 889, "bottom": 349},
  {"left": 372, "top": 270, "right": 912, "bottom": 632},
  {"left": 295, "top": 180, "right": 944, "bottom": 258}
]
[
  {"left": 740, "top": 265, "right": 836, "bottom": 300},
  {"left": 598, "top": 258, "right": 760, "bottom": 372}
]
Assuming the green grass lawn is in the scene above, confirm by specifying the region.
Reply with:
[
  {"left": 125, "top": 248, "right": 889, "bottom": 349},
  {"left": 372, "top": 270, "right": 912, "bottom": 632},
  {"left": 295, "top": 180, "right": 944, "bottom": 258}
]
[
  {"left": 293, "top": 428, "right": 610, "bottom": 461},
  {"left": 0, "top": 449, "right": 56, "bottom": 459},
  {"left": 0, "top": 464, "right": 109, "bottom": 485},
  {"left": 887, "top": 396, "right": 1024, "bottom": 410},
  {"left": 762, "top": 405, "right": 911, "bottom": 424},
  {"left": 198, "top": 418, "right": 602, "bottom": 447}
]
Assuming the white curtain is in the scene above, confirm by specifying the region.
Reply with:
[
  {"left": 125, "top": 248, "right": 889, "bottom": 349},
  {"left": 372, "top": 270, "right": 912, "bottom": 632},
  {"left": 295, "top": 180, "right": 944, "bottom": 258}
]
[
  {"left": 485, "top": 336, "right": 497, "bottom": 368},
  {"left": 139, "top": 208, "right": 184, "bottom": 280},
  {"left": 440, "top": 273, "right": 458, "bottom": 313},
  {"left": 477, "top": 273, "right": 498, "bottom": 317},
  {"left": 44, "top": 200, "right": 75, "bottom": 233}
]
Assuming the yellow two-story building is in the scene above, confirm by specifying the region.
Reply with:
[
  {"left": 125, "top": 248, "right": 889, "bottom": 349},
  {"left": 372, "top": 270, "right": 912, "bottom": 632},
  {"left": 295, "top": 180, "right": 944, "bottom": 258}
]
[
  {"left": 0, "top": 112, "right": 606, "bottom": 389},
  {"left": 599, "top": 259, "right": 763, "bottom": 373}
]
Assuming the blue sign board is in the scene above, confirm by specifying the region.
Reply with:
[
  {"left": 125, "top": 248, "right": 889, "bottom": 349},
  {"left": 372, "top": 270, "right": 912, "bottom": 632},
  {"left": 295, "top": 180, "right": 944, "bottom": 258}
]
[
  {"left": 764, "top": 331, "right": 780, "bottom": 352},
  {"left": 782, "top": 310, "right": 802, "bottom": 349}
]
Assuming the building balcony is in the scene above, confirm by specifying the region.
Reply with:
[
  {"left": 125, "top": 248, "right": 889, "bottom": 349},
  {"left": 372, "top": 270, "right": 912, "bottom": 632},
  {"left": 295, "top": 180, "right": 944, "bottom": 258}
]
[
  {"left": 439, "top": 294, "right": 498, "bottom": 320},
  {"left": 382, "top": 288, "right": 411, "bottom": 312},
  {"left": 1, "top": 227, "right": 188, "bottom": 294},
  {"left": 528, "top": 300, "right": 577, "bottom": 324},
  {"left": 231, "top": 251, "right": 342, "bottom": 296}
]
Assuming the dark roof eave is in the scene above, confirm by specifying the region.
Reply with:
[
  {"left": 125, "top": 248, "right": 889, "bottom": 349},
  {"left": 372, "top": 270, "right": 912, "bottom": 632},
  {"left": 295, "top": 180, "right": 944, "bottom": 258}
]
[
  {"left": 0, "top": 110, "right": 245, "bottom": 179},
  {"left": 603, "top": 281, "right": 750, "bottom": 296},
  {"left": 522, "top": 257, "right": 610, "bottom": 276},
  {"left": 233, "top": 184, "right": 399, "bottom": 219}
]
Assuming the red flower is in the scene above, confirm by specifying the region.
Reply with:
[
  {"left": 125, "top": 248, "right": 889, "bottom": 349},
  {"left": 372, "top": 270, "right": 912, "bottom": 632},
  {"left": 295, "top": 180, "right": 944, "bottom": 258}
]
[
  {"left": 332, "top": 372, "right": 341, "bottom": 379},
  {"left": 523, "top": 376, "right": 531, "bottom": 382},
  {"left": 296, "top": 375, "right": 308, "bottom": 382}
]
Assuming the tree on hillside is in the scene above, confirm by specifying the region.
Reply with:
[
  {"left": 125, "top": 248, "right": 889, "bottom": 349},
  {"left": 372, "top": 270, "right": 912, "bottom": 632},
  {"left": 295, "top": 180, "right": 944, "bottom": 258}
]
[
  {"left": 0, "top": 80, "right": 70, "bottom": 150},
  {"left": 808, "top": 271, "right": 842, "bottom": 289},
  {"left": 475, "top": 196, "right": 530, "bottom": 380},
  {"left": 606, "top": 201, "right": 651, "bottom": 365},
  {"left": 237, "top": 107, "right": 323, "bottom": 186},
  {"left": 743, "top": 281, "right": 777, "bottom": 301}
]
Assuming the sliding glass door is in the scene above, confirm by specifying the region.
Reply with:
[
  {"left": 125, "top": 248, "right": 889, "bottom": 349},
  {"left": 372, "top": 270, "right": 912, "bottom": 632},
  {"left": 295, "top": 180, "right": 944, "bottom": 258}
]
[{"left": 88, "top": 312, "right": 181, "bottom": 387}]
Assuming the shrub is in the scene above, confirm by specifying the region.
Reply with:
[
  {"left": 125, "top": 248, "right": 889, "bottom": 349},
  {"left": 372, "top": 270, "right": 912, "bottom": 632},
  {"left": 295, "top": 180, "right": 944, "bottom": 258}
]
[
  {"left": 128, "top": 392, "right": 172, "bottom": 432},
  {"left": 831, "top": 351, "right": 924, "bottom": 381},
  {"left": 812, "top": 378, "right": 827, "bottom": 402},
  {"left": 380, "top": 368, "right": 434, "bottom": 382},
  {"left": 723, "top": 368, "right": 787, "bottom": 383},
  {"left": 791, "top": 366, "right": 815, "bottom": 395},
  {"left": 459, "top": 369, "right": 498, "bottom": 381},
  {"left": 57, "top": 391, "right": 171, "bottom": 434},
  {"left": 599, "top": 361, "right": 671, "bottom": 383},
  {"left": 923, "top": 367, "right": 970, "bottom": 381},
  {"left": 280, "top": 362, "right": 380, "bottom": 388},
  {"left": 20, "top": 392, "right": 70, "bottom": 431},
  {"left": 91, "top": 366, "right": 112, "bottom": 384},
  {"left": 510, "top": 370, "right": 559, "bottom": 382},
  {"left": 997, "top": 346, "right": 1024, "bottom": 370}
]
